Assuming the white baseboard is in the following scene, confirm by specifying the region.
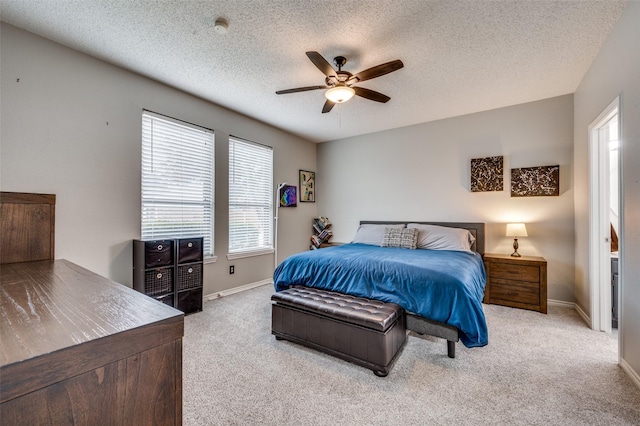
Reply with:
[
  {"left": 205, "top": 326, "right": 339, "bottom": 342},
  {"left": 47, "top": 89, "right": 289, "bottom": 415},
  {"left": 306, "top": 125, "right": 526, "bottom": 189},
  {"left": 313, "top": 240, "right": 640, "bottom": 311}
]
[
  {"left": 547, "top": 299, "right": 591, "bottom": 327},
  {"left": 573, "top": 303, "right": 591, "bottom": 327},
  {"left": 548, "top": 299, "right": 640, "bottom": 390},
  {"left": 620, "top": 358, "right": 640, "bottom": 391},
  {"left": 547, "top": 299, "right": 575, "bottom": 309},
  {"left": 204, "top": 279, "right": 272, "bottom": 301}
]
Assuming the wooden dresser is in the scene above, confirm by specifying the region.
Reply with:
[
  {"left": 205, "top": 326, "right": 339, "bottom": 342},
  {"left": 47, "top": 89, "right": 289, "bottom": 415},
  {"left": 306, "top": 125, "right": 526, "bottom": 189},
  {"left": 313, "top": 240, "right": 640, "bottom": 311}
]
[
  {"left": 0, "top": 192, "right": 55, "bottom": 263},
  {"left": 0, "top": 259, "right": 184, "bottom": 424},
  {"left": 483, "top": 253, "right": 547, "bottom": 313}
]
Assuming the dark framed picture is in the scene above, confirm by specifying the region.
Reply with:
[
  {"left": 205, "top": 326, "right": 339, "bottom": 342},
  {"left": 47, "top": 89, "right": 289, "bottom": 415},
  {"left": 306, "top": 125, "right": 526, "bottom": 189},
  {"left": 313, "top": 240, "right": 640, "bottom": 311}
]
[
  {"left": 279, "top": 185, "right": 297, "bottom": 207},
  {"left": 470, "top": 156, "right": 504, "bottom": 192},
  {"left": 511, "top": 165, "right": 560, "bottom": 197},
  {"left": 299, "top": 170, "right": 315, "bottom": 202}
]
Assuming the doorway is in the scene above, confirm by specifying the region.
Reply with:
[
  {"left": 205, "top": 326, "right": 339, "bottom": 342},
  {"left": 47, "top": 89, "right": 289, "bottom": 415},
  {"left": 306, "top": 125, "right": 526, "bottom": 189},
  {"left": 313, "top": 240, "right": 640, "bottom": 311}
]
[{"left": 588, "top": 96, "right": 621, "bottom": 336}]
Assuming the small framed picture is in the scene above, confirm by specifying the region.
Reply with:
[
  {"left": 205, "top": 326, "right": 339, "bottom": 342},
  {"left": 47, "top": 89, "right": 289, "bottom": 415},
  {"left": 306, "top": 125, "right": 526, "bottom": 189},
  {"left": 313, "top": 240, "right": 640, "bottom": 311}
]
[
  {"left": 299, "top": 170, "right": 315, "bottom": 203},
  {"left": 279, "top": 185, "right": 297, "bottom": 207}
]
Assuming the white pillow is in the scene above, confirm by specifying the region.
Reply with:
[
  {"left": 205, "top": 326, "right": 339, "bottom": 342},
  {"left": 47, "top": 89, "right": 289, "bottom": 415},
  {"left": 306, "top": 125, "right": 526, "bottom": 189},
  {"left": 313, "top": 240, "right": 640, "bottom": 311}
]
[
  {"left": 407, "top": 224, "right": 475, "bottom": 252},
  {"left": 352, "top": 224, "right": 406, "bottom": 246}
]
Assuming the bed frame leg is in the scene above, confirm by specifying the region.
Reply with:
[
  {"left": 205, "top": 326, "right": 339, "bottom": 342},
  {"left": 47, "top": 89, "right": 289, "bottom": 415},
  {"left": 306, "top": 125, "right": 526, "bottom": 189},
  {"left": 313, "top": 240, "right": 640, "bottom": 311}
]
[{"left": 447, "top": 340, "right": 455, "bottom": 358}]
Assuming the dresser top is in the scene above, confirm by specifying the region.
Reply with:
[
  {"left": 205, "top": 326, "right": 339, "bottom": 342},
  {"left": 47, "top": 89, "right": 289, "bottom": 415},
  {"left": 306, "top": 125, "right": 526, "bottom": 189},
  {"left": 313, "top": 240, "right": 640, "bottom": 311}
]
[{"left": 0, "top": 259, "right": 183, "bottom": 369}]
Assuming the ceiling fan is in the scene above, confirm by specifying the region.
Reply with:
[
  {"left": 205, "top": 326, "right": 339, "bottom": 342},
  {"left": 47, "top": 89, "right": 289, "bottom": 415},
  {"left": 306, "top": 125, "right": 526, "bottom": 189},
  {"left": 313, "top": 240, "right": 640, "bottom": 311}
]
[{"left": 276, "top": 51, "right": 404, "bottom": 113}]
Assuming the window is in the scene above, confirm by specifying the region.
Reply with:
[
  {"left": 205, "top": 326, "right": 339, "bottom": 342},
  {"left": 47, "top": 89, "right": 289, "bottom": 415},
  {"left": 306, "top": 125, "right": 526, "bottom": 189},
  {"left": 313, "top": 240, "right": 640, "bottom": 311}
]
[
  {"left": 141, "top": 111, "right": 214, "bottom": 257},
  {"left": 228, "top": 137, "right": 273, "bottom": 256}
]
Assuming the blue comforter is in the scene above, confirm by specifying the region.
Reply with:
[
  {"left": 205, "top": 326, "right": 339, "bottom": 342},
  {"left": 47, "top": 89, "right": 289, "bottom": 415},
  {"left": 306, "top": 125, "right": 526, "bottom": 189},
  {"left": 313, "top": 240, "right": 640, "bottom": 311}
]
[{"left": 274, "top": 243, "right": 488, "bottom": 348}]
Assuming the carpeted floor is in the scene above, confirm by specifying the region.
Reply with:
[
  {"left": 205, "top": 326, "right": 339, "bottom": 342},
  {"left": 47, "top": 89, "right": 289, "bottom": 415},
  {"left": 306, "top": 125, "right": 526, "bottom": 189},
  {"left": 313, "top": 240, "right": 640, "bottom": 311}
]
[{"left": 182, "top": 284, "right": 640, "bottom": 425}]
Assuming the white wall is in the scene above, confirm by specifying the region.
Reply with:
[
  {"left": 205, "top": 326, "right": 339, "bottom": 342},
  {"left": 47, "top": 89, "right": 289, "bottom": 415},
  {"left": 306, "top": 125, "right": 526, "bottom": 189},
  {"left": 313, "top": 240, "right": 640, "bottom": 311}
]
[
  {"left": 0, "top": 23, "right": 317, "bottom": 295},
  {"left": 573, "top": 2, "right": 640, "bottom": 379},
  {"left": 318, "top": 95, "right": 575, "bottom": 302}
]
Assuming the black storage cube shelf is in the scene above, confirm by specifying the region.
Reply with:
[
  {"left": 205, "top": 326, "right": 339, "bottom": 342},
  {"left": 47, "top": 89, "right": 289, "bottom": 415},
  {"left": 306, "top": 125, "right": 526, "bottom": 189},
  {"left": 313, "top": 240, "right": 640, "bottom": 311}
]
[
  {"left": 144, "top": 241, "right": 174, "bottom": 267},
  {"left": 157, "top": 294, "right": 175, "bottom": 307},
  {"left": 144, "top": 267, "right": 173, "bottom": 296},
  {"left": 133, "top": 237, "right": 203, "bottom": 315},
  {"left": 178, "top": 263, "right": 202, "bottom": 291},
  {"left": 178, "top": 287, "right": 203, "bottom": 314},
  {"left": 178, "top": 238, "right": 203, "bottom": 264}
]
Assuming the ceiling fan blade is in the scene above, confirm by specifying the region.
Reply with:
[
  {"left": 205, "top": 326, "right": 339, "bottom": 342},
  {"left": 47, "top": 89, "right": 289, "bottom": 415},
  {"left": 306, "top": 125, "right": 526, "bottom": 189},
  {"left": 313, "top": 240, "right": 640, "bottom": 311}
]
[
  {"left": 276, "top": 85, "right": 327, "bottom": 95},
  {"left": 353, "top": 86, "right": 391, "bottom": 103},
  {"left": 322, "top": 99, "right": 335, "bottom": 113},
  {"left": 349, "top": 60, "right": 404, "bottom": 84},
  {"left": 306, "top": 51, "right": 338, "bottom": 80}
]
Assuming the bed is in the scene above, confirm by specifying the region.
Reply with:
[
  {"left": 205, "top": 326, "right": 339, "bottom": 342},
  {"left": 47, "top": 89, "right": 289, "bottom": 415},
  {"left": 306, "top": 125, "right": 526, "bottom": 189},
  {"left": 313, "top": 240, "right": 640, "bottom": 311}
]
[{"left": 273, "top": 221, "right": 488, "bottom": 353}]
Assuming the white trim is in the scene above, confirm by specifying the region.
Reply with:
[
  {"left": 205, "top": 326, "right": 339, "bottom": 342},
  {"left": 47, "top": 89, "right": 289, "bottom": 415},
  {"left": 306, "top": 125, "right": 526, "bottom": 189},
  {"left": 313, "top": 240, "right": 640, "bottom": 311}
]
[
  {"left": 573, "top": 303, "right": 591, "bottom": 327},
  {"left": 588, "top": 96, "right": 620, "bottom": 333},
  {"left": 620, "top": 358, "right": 640, "bottom": 391},
  {"left": 547, "top": 299, "right": 591, "bottom": 327},
  {"left": 204, "top": 256, "right": 217, "bottom": 264},
  {"left": 227, "top": 249, "right": 274, "bottom": 260},
  {"left": 616, "top": 95, "right": 625, "bottom": 367},
  {"left": 204, "top": 279, "right": 272, "bottom": 301},
  {"left": 547, "top": 299, "right": 576, "bottom": 308}
]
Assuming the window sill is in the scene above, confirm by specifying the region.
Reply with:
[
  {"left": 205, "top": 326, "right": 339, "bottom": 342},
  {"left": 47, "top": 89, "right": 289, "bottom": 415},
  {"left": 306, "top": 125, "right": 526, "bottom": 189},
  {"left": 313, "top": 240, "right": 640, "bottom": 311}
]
[
  {"left": 227, "top": 249, "right": 274, "bottom": 260},
  {"left": 204, "top": 256, "right": 218, "bottom": 264}
]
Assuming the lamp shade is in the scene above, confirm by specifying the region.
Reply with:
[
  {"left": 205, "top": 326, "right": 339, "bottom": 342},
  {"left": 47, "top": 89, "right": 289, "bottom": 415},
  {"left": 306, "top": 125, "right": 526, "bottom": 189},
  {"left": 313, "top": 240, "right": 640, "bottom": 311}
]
[
  {"left": 506, "top": 223, "right": 528, "bottom": 237},
  {"left": 324, "top": 85, "right": 355, "bottom": 103}
]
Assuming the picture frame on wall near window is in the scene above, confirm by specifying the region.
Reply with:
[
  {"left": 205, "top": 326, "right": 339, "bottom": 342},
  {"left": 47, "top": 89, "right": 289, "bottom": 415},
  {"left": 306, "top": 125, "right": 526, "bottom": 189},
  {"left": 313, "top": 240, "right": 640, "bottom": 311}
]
[
  {"left": 279, "top": 185, "right": 297, "bottom": 207},
  {"left": 299, "top": 170, "right": 315, "bottom": 203}
]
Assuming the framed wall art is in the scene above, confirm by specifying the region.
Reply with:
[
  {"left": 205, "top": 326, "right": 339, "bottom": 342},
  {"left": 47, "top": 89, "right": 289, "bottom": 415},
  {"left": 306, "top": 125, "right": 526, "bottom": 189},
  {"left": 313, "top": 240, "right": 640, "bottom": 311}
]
[
  {"left": 299, "top": 170, "right": 315, "bottom": 202},
  {"left": 511, "top": 165, "right": 559, "bottom": 197},
  {"left": 470, "top": 156, "right": 503, "bottom": 192},
  {"left": 279, "top": 185, "right": 297, "bottom": 207}
]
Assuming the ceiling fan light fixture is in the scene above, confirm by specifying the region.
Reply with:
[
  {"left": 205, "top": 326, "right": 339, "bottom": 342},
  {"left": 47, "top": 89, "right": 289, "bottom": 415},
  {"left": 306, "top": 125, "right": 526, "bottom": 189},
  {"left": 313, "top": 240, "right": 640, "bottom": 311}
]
[{"left": 324, "top": 85, "right": 355, "bottom": 103}]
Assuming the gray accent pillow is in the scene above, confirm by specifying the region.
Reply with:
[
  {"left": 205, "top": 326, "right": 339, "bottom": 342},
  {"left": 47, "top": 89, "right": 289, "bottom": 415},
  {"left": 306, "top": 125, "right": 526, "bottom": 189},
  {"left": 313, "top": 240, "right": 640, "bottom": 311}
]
[{"left": 381, "top": 227, "right": 418, "bottom": 249}]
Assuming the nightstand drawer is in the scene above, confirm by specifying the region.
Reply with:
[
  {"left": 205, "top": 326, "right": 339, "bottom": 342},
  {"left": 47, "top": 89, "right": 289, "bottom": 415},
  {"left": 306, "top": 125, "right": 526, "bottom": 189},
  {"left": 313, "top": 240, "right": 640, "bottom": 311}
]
[
  {"left": 490, "top": 278, "right": 540, "bottom": 305},
  {"left": 491, "top": 263, "right": 539, "bottom": 282}
]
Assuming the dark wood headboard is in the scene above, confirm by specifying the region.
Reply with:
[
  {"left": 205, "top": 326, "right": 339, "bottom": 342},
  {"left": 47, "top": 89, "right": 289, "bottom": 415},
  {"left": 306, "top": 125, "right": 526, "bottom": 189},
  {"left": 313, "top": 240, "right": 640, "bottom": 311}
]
[
  {"left": 360, "top": 221, "right": 485, "bottom": 255},
  {"left": 0, "top": 192, "right": 56, "bottom": 264}
]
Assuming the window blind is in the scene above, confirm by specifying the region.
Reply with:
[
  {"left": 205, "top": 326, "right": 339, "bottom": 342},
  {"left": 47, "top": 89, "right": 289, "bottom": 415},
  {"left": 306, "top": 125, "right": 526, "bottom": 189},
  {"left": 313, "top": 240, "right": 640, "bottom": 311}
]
[
  {"left": 228, "top": 137, "right": 273, "bottom": 254},
  {"left": 141, "top": 111, "right": 214, "bottom": 257}
]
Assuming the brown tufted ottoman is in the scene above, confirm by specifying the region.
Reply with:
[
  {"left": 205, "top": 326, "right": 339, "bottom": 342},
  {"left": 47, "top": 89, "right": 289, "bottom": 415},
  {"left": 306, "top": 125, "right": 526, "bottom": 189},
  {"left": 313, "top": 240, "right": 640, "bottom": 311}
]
[{"left": 271, "top": 286, "right": 406, "bottom": 377}]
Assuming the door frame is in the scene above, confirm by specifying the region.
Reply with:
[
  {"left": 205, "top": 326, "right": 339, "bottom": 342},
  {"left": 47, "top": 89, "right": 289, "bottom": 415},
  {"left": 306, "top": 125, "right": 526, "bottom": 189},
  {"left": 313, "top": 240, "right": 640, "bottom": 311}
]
[{"left": 588, "top": 96, "right": 620, "bottom": 335}]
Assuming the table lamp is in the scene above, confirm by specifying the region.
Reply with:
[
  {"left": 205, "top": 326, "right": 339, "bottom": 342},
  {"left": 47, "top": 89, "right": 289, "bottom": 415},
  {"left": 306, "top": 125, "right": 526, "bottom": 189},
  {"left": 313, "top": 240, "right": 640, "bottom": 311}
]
[{"left": 506, "top": 223, "right": 528, "bottom": 257}]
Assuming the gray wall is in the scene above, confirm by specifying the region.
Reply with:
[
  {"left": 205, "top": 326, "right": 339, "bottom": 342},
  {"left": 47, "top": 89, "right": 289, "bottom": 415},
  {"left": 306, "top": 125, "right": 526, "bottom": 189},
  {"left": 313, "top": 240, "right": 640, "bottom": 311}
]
[
  {"left": 0, "top": 23, "right": 317, "bottom": 296},
  {"left": 318, "top": 94, "right": 575, "bottom": 302},
  {"left": 573, "top": 2, "right": 640, "bottom": 379}
]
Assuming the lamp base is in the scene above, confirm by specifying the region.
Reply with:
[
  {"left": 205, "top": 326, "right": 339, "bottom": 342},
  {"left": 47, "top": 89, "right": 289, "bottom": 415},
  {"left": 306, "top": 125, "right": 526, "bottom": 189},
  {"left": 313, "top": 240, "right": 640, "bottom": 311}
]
[{"left": 510, "top": 237, "right": 521, "bottom": 257}]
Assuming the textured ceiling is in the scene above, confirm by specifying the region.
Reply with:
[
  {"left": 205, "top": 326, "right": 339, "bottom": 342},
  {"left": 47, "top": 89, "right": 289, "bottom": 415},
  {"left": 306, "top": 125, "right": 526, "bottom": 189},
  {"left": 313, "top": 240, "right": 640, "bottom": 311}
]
[{"left": 0, "top": 0, "right": 627, "bottom": 143}]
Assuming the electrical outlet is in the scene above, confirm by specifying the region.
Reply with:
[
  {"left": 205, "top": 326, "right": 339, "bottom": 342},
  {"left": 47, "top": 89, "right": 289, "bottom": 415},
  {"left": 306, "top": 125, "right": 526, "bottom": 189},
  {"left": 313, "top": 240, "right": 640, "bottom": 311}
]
[{"left": 229, "top": 265, "right": 235, "bottom": 274}]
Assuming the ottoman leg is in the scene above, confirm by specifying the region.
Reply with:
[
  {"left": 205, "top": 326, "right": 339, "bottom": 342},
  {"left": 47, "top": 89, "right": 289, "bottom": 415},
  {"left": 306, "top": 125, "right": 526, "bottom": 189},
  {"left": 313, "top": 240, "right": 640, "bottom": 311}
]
[{"left": 373, "top": 369, "right": 388, "bottom": 378}]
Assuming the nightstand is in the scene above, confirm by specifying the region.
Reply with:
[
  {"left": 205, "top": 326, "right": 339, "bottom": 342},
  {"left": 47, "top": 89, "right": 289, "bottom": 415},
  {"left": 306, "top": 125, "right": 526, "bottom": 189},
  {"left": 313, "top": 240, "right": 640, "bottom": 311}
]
[{"left": 483, "top": 253, "right": 547, "bottom": 313}]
